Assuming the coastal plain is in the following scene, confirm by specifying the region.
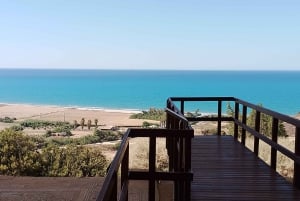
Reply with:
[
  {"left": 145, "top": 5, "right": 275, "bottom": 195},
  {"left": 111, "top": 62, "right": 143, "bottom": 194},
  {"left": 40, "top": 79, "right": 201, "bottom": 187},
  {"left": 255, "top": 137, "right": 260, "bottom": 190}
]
[{"left": 0, "top": 104, "right": 153, "bottom": 132}]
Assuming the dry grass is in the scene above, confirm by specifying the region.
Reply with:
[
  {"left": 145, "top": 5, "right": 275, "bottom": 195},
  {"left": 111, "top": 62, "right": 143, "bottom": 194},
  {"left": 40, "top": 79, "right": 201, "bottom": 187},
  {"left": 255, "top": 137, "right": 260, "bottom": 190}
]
[
  {"left": 244, "top": 135, "right": 295, "bottom": 181},
  {"left": 128, "top": 137, "right": 169, "bottom": 171}
]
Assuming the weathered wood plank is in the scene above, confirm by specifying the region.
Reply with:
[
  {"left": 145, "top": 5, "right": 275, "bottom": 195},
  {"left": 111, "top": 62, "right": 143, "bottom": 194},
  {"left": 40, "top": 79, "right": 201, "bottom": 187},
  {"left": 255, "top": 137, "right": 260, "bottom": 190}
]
[{"left": 191, "top": 136, "right": 300, "bottom": 200}]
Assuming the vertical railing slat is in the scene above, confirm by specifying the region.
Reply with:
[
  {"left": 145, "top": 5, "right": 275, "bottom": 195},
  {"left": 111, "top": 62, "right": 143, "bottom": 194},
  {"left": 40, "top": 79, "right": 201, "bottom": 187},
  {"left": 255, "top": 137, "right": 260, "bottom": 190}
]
[
  {"left": 254, "top": 111, "right": 261, "bottom": 156},
  {"left": 234, "top": 102, "right": 239, "bottom": 140},
  {"left": 181, "top": 100, "right": 184, "bottom": 115},
  {"left": 121, "top": 145, "right": 129, "bottom": 201},
  {"left": 271, "top": 118, "right": 278, "bottom": 170},
  {"left": 294, "top": 127, "right": 300, "bottom": 188},
  {"left": 241, "top": 106, "right": 247, "bottom": 145},
  {"left": 112, "top": 172, "right": 118, "bottom": 201},
  {"left": 217, "top": 100, "right": 222, "bottom": 136},
  {"left": 149, "top": 136, "right": 156, "bottom": 201}
]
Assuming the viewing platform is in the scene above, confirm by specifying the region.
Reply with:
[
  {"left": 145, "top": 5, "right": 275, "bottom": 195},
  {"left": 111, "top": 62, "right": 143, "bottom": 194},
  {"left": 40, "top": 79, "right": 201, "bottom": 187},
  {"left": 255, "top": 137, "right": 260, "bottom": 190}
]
[
  {"left": 1, "top": 97, "right": 300, "bottom": 201},
  {"left": 191, "top": 135, "right": 300, "bottom": 200},
  {"left": 98, "top": 97, "right": 300, "bottom": 201}
]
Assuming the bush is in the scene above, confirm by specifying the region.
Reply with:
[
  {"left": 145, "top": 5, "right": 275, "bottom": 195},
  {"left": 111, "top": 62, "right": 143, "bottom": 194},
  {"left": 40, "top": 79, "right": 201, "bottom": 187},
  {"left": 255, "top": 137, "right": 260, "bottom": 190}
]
[
  {"left": 0, "top": 117, "right": 16, "bottom": 123},
  {"left": 142, "top": 121, "right": 159, "bottom": 128},
  {"left": 46, "top": 134, "right": 102, "bottom": 146},
  {"left": 40, "top": 144, "right": 107, "bottom": 177},
  {"left": 0, "top": 129, "right": 107, "bottom": 177},
  {"left": 53, "top": 125, "right": 72, "bottom": 136},
  {"left": 10, "top": 125, "right": 24, "bottom": 131},
  {"left": 94, "top": 129, "right": 122, "bottom": 142},
  {"left": 0, "top": 129, "right": 42, "bottom": 176},
  {"left": 226, "top": 103, "right": 287, "bottom": 137},
  {"left": 20, "top": 120, "right": 70, "bottom": 129},
  {"left": 130, "top": 108, "right": 166, "bottom": 121}
]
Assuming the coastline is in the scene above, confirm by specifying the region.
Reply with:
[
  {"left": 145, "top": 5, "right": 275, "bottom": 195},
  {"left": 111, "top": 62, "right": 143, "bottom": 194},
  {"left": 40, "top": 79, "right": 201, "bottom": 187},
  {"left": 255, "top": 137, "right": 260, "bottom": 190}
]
[
  {"left": 0, "top": 103, "right": 151, "bottom": 130},
  {"left": 0, "top": 102, "right": 142, "bottom": 114}
]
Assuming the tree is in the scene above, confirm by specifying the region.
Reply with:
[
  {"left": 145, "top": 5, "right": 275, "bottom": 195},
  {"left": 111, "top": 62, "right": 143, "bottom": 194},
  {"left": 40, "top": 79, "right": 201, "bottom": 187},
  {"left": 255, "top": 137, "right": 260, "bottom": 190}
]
[
  {"left": 87, "top": 120, "right": 92, "bottom": 130},
  {"left": 94, "top": 119, "right": 98, "bottom": 127},
  {"left": 247, "top": 106, "right": 287, "bottom": 137},
  {"left": 80, "top": 118, "right": 85, "bottom": 130},
  {"left": 0, "top": 129, "right": 107, "bottom": 177},
  {"left": 226, "top": 103, "right": 287, "bottom": 137},
  {"left": 0, "top": 129, "right": 41, "bottom": 176},
  {"left": 40, "top": 144, "right": 107, "bottom": 177},
  {"left": 73, "top": 120, "right": 78, "bottom": 129}
]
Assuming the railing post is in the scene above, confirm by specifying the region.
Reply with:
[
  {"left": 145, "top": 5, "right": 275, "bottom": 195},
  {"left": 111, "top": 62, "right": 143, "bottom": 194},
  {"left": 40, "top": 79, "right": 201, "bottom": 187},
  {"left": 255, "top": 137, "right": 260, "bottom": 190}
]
[
  {"left": 112, "top": 172, "right": 118, "bottom": 201},
  {"left": 294, "top": 127, "right": 300, "bottom": 188},
  {"left": 121, "top": 145, "right": 129, "bottom": 201},
  {"left": 149, "top": 136, "right": 156, "bottom": 201},
  {"left": 271, "top": 118, "right": 278, "bottom": 170},
  {"left": 217, "top": 100, "right": 222, "bottom": 136},
  {"left": 181, "top": 100, "right": 185, "bottom": 115},
  {"left": 234, "top": 102, "right": 239, "bottom": 139},
  {"left": 184, "top": 132, "right": 193, "bottom": 201},
  {"left": 241, "top": 106, "right": 247, "bottom": 145},
  {"left": 254, "top": 111, "right": 261, "bottom": 156}
]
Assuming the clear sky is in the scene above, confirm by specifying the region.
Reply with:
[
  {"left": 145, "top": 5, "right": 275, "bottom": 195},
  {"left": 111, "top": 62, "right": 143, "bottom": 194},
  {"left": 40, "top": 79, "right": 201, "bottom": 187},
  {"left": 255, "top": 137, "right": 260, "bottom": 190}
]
[{"left": 0, "top": 0, "right": 299, "bottom": 70}]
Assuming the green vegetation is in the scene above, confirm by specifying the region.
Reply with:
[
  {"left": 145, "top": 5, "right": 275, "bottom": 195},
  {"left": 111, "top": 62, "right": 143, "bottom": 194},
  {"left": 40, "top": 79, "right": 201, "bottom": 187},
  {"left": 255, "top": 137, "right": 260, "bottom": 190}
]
[
  {"left": 186, "top": 109, "right": 201, "bottom": 118},
  {"left": 20, "top": 119, "right": 71, "bottom": 129},
  {"left": 227, "top": 103, "right": 287, "bottom": 137},
  {"left": 20, "top": 119, "right": 72, "bottom": 136},
  {"left": 40, "top": 144, "right": 107, "bottom": 177},
  {"left": 0, "top": 129, "right": 41, "bottom": 176},
  {"left": 0, "top": 117, "right": 16, "bottom": 123},
  {"left": 0, "top": 129, "right": 107, "bottom": 177},
  {"left": 130, "top": 108, "right": 166, "bottom": 121},
  {"left": 46, "top": 129, "right": 122, "bottom": 146},
  {"left": 0, "top": 117, "right": 122, "bottom": 177},
  {"left": 94, "top": 129, "right": 122, "bottom": 142},
  {"left": 10, "top": 125, "right": 24, "bottom": 131},
  {"left": 142, "top": 121, "right": 159, "bottom": 128}
]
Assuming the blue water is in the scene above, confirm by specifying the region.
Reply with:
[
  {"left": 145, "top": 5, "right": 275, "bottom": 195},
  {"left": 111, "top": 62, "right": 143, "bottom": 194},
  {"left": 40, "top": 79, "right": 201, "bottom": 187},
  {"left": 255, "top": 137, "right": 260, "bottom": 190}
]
[{"left": 0, "top": 69, "right": 299, "bottom": 115}]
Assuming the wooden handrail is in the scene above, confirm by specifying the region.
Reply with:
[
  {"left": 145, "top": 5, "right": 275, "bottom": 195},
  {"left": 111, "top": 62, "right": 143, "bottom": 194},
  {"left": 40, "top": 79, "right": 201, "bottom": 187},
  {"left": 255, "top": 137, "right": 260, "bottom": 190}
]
[
  {"left": 98, "top": 96, "right": 300, "bottom": 200},
  {"left": 167, "top": 96, "right": 300, "bottom": 189},
  {"left": 97, "top": 130, "right": 130, "bottom": 201},
  {"left": 97, "top": 128, "right": 194, "bottom": 201}
]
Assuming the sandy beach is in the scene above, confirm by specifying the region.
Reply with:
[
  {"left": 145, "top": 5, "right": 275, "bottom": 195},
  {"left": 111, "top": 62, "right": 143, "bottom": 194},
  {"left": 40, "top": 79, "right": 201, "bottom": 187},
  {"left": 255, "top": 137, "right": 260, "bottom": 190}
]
[{"left": 0, "top": 103, "right": 155, "bottom": 132}]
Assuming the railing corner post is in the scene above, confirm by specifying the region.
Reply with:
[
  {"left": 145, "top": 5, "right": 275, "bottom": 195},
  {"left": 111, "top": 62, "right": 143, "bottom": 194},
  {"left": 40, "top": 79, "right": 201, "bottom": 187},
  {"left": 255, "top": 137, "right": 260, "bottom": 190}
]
[
  {"left": 234, "top": 102, "right": 239, "bottom": 140},
  {"left": 294, "top": 127, "right": 300, "bottom": 188},
  {"left": 217, "top": 100, "right": 222, "bottom": 136}
]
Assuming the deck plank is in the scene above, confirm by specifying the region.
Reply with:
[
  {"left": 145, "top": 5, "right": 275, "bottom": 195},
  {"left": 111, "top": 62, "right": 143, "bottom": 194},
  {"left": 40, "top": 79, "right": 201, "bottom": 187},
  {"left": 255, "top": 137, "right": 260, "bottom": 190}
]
[{"left": 191, "top": 135, "right": 300, "bottom": 201}]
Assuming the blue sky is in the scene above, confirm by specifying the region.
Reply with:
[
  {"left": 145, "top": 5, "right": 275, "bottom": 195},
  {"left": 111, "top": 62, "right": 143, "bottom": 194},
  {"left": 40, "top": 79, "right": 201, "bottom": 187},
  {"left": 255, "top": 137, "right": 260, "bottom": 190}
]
[{"left": 0, "top": 0, "right": 299, "bottom": 70}]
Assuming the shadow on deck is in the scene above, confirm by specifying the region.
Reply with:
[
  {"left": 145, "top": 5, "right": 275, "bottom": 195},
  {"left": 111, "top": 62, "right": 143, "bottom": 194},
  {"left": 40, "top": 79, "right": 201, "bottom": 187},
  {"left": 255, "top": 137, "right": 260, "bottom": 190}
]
[{"left": 191, "top": 135, "right": 300, "bottom": 200}]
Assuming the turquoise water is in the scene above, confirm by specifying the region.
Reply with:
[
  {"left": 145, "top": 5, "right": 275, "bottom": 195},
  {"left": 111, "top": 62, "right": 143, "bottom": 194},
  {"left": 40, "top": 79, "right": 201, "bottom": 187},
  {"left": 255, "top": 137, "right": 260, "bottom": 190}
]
[{"left": 0, "top": 69, "right": 299, "bottom": 115}]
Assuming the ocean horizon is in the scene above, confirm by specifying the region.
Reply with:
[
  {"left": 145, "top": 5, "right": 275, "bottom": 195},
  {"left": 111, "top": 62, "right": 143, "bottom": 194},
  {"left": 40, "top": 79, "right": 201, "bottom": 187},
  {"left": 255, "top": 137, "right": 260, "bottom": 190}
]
[{"left": 0, "top": 69, "right": 299, "bottom": 115}]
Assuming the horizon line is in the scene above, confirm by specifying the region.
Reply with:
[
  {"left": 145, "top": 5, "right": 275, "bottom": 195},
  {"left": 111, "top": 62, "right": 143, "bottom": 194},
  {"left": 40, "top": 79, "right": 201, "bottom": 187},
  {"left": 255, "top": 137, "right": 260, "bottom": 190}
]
[{"left": 0, "top": 67, "right": 299, "bottom": 71}]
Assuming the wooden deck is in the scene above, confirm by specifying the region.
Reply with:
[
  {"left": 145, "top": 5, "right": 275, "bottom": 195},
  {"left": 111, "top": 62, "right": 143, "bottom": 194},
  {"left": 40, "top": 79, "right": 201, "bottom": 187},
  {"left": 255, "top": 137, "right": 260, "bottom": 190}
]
[
  {"left": 191, "top": 135, "right": 300, "bottom": 201},
  {"left": 0, "top": 176, "right": 104, "bottom": 201}
]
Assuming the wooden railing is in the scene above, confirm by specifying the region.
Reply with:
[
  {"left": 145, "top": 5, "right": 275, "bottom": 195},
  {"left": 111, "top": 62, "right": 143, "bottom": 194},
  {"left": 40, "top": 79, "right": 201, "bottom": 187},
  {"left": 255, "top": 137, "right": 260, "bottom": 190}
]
[
  {"left": 168, "top": 97, "right": 300, "bottom": 189},
  {"left": 97, "top": 109, "right": 194, "bottom": 201}
]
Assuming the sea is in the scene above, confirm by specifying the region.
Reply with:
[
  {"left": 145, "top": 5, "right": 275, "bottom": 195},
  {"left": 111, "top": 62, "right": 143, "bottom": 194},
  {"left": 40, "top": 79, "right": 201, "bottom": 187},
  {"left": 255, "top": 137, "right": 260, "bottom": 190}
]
[{"left": 0, "top": 69, "right": 299, "bottom": 115}]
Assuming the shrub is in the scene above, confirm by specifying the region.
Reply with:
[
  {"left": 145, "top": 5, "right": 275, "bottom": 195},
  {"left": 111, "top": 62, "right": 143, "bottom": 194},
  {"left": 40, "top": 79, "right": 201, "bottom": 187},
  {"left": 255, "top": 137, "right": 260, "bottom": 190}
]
[
  {"left": 0, "top": 117, "right": 15, "bottom": 123},
  {"left": 20, "top": 120, "right": 70, "bottom": 129},
  {"left": 53, "top": 125, "right": 72, "bottom": 136},
  {"left": 40, "top": 144, "right": 107, "bottom": 177},
  {"left": 0, "top": 129, "right": 107, "bottom": 177},
  {"left": 94, "top": 129, "right": 122, "bottom": 142},
  {"left": 0, "top": 129, "right": 42, "bottom": 176},
  {"left": 10, "top": 125, "right": 24, "bottom": 131},
  {"left": 142, "top": 121, "right": 159, "bottom": 128},
  {"left": 130, "top": 108, "right": 166, "bottom": 121}
]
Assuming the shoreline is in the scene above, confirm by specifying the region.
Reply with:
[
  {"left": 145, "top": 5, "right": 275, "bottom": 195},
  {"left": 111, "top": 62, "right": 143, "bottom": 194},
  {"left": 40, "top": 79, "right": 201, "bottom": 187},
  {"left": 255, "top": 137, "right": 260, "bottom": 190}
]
[
  {"left": 0, "top": 102, "right": 142, "bottom": 114},
  {"left": 0, "top": 103, "right": 158, "bottom": 131}
]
